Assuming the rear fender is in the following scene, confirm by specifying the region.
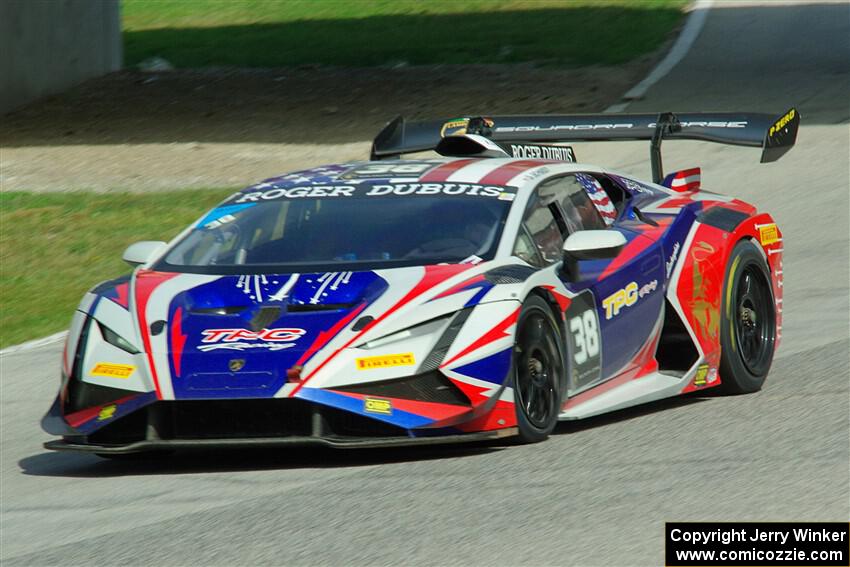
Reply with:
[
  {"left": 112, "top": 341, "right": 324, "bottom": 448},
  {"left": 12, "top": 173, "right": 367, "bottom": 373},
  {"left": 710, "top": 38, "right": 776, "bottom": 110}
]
[{"left": 729, "top": 213, "right": 783, "bottom": 346}]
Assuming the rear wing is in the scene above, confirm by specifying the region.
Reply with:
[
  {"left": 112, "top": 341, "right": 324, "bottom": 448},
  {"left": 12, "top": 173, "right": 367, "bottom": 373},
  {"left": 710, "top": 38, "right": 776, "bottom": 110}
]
[{"left": 370, "top": 109, "right": 800, "bottom": 183}]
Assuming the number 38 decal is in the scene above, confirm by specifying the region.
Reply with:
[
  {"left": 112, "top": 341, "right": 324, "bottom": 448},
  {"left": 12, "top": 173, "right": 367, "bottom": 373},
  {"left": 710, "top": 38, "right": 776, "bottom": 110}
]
[
  {"left": 565, "top": 291, "right": 602, "bottom": 388},
  {"left": 342, "top": 162, "right": 439, "bottom": 179},
  {"left": 569, "top": 310, "right": 598, "bottom": 364}
]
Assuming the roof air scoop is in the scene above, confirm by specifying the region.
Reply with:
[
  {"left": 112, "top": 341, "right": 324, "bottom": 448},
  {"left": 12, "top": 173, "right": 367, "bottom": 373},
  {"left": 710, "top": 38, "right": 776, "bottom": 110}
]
[{"left": 435, "top": 133, "right": 511, "bottom": 158}]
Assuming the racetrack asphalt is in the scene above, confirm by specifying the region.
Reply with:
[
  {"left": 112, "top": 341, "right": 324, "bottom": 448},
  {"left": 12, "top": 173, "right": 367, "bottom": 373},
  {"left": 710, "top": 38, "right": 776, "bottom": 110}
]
[{"left": 1, "top": 1, "right": 848, "bottom": 565}]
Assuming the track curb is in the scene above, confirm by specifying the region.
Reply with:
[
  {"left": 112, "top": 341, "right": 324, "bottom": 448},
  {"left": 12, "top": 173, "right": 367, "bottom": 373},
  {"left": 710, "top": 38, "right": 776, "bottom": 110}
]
[
  {"left": 605, "top": 0, "right": 713, "bottom": 113},
  {"left": 0, "top": 331, "right": 67, "bottom": 356}
]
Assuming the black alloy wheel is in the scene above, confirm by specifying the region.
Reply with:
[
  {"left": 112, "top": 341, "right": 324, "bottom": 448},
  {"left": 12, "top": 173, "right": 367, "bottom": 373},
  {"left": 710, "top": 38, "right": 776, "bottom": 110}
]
[
  {"left": 513, "top": 295, "right": 564, "bottom": 442},
  {"left": 734, "top": 264, "right": 774, "bottom": 376},
  {"left": 719, "top": 240, "right": 777, "bottom": 394}
]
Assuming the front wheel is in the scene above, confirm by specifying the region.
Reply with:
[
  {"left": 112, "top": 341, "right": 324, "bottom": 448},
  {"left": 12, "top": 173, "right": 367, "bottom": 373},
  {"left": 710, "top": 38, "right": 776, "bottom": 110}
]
[
  {"left": 718, "top": 240, "right": 777, "bottom": 394},
  {"left": 512, "top": 295, "right": 564, "bottom": 443}
]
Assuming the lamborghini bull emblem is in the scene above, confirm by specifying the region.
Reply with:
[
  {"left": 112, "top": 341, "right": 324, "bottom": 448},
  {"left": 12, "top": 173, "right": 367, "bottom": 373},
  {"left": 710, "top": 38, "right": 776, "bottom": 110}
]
[{"left": 229, "top": 359, "right": 246, "bottom": 372}]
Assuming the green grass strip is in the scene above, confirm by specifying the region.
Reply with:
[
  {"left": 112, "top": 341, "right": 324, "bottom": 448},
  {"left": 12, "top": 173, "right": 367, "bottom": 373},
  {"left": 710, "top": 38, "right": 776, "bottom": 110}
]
[
  {"left": 123, "top": 0, "right": 687, "bottom": 68},
  {"left": 0, "top": 190, "right": 233, "bottom": 348}
]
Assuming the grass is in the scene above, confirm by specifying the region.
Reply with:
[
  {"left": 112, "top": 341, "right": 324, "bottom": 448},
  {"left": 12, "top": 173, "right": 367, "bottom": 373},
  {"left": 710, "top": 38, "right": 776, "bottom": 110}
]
[
  {"left": 123, "top": 0, "right": 688, "bottom": 68},
  {"left": 0, "top": 190, "right": 233, "bottom": 349}
]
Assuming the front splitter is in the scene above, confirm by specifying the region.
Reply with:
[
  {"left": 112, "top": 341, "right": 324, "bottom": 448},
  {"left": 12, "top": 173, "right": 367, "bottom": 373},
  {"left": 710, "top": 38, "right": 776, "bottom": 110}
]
[{"left": 44, "top": 428, "right": 517, "bottom": 454}]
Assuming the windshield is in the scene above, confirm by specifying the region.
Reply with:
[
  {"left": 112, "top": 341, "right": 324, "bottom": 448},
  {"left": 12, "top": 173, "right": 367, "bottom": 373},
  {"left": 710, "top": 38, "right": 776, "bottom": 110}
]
[{"left": 156, "top": 185, "right": 515, "bottom": 274}]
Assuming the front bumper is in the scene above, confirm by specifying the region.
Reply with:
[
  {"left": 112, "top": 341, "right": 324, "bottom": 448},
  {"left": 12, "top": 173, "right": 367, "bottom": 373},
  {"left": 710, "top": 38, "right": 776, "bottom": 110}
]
[{"left": 44, "top": 398, "right": 516, "bottom": 454}]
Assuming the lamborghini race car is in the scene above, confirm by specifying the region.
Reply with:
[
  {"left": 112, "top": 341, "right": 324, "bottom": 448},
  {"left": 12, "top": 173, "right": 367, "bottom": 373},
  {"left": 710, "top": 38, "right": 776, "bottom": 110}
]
[{"left": 42, "top": 109, "right": 799, "bottom": 454}]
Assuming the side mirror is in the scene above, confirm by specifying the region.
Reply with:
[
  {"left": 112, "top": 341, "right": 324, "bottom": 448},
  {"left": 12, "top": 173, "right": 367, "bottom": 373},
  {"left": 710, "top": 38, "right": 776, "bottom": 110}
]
[
  {"left": 561, "top": 230, "right": 627, "bottom": 282},
  {"left": 122, "top": 241, "right": 166, "bottom": 267}
]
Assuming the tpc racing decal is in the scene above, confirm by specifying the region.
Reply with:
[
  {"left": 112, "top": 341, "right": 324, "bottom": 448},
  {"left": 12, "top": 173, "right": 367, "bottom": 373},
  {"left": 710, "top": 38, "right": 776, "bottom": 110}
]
[{"left": 198, "top": 328, "right": 306, "bottom": 352}]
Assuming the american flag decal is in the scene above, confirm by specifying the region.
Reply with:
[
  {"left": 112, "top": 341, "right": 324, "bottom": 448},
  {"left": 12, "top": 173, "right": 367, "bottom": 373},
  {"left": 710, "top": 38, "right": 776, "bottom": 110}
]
[
  {"left": 662, "top": 167, "right": 701, "bottom": 192},
  {"left": 576, "top": 173, "right": 617, "bottom": 226}
]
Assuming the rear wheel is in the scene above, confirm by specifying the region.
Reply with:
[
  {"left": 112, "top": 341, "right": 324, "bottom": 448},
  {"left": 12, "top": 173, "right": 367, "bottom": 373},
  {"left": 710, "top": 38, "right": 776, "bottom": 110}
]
[
  {"left": 718, "top": 240, "right": 777, "bottom": 394},
  {"left": 512, "top": 295, "right": 564, "bottom": 443}
]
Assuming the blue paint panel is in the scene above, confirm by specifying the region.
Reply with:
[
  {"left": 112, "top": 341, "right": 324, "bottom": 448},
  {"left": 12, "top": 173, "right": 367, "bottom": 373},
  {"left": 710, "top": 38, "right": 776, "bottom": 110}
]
[
  {"left": 197, "top": 203, "right": 257, "bottom": 227},
  {"left": 451, "top": 347, "right": 513, "bottom": 385},
  {"left": 662, "top": 208, "right": 698, "bottom": 282},
  {"left": 168, "top": 271, "right": 389, "bottom": 399},
  {"left": 591, "top": 247, "right": 665, "bottom": 378},
  {"left": 598, "top": 279, "right": 664, "bottom": 378},
  {"left": 86, "top": 294, "right": 102, "bottom": 315},
  {"left": 562, "top": 223, "right": 666, "bottom": 380},
  {"left": 464, "top": 284, "right": 492, "bottom": 308},
  {"left": 297, "top": 387, "right": 433, "bottom": 430}
]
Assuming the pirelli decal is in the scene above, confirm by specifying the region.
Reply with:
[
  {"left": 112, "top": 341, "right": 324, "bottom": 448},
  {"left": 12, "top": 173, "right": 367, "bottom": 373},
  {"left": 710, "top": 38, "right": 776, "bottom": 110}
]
[
  {"left": 757, "top": 223, "right": 780, "bottom": 246},
  {"left": 769, "top": 108, "right": 796, "bottom": 138},
  {"left": 507, "top": 143, "right": 576, "bottom": 162},
  {"left": 355, "top": 352, "right": 416, "bottom": 371},
  {"left": 91, "top": 363, "right": 135, "bottom": 379}
]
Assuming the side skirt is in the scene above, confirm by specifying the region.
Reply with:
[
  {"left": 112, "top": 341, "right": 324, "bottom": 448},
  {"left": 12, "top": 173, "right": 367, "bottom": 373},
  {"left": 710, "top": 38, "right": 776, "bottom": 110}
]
[{"left": 558, "top": 366, "right": 717, "bottom": 420}]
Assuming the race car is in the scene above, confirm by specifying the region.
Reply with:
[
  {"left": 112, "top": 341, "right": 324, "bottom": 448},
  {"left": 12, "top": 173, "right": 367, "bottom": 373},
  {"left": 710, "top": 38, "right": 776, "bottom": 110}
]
[{"left": 42, "top": 109, "right": 799, "bottom": 455}]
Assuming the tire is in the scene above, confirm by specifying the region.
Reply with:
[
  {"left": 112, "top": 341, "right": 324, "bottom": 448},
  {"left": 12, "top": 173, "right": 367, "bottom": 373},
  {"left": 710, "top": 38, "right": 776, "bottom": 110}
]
[
  {"left": 512, "top": 295, "right": 565, "bottom": 443},
  {"left": 718, "top": 240, "right": 777, "bottom": 394}
]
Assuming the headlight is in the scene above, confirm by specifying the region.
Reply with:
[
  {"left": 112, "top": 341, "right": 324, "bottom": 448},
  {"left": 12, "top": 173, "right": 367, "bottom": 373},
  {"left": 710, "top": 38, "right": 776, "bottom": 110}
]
[
  {"left": 359, "top": 315, "right": 451, "bottom": 350},
  {"left": 97, "top": 321, "right": 140, "bottom": 354}
]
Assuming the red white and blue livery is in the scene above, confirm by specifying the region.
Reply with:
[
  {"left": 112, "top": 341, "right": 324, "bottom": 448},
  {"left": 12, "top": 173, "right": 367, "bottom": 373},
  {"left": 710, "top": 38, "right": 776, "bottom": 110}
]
[{"left": 43, "top": 109, "right": 799, "bottom": 454}]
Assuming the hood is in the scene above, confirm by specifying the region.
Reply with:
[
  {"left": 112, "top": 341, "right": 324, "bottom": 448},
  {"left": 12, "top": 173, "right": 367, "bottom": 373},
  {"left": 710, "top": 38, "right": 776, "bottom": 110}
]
[
  {"left": 153, "top": 271, "right": 387, "bottom": 399},
  {"left": 132, "top": 263, "right": 495, "bottom": 400}
]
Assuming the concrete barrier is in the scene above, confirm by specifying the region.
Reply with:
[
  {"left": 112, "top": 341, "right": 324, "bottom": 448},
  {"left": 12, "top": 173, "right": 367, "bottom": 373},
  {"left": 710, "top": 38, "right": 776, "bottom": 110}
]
[{"left": 0, "top": 0, "right": 121, "bottom": 114}]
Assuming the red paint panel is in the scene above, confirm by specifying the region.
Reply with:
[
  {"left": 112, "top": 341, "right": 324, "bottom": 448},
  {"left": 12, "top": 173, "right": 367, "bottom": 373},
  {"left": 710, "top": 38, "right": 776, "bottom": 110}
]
[
  {"left": 134, "top": 270, "right": 179, "bottom": 399},
  {"left": 432, "top": 274, "right": 487, "bottom": 300},
  {"left": 170, "top": 306, "right": 186, "bottom": 378},
  {"left": 295, "top": 303, "right": 368, "bottom": 367},
  {"left": 419, "top": 159, "right": 477, "bottom": 182},
  {"left": 112, "top": 282, "right": 130, "bottom": 309},
  {"left": 657, "top": 195, "right": 698, "bottom": 209},
  {"left": 542, "top": 285, "right": 572, "bottom": 313},
  {"left": 677, "top": 224, "right": 726, "bottom": 360},
  {"left": 441, "top": 308, "right": 519, "bottom": 368},
  {"left": 65, "top": 395, "right": 135, "bottom": 427}
]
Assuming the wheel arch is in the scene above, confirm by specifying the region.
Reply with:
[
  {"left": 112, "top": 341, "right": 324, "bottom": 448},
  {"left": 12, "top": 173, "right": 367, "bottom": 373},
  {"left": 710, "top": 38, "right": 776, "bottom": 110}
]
[{"left": 526, "top": 286, "right": 571, "bottom": 401}]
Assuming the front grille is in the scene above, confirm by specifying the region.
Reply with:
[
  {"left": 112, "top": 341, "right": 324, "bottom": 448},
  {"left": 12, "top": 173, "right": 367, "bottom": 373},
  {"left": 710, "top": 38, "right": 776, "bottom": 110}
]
[
  {"left": 170, "top": 399, "right": 313, "bottom": 439},
  {"left": 87, "top": 408, "right": 147, "bottom": 445},
  {"left": 320, "top": 406, "right": 408, "bottom": 438},
  {"left": 83, "top": 398, "right": 408, "bottom": 445}
]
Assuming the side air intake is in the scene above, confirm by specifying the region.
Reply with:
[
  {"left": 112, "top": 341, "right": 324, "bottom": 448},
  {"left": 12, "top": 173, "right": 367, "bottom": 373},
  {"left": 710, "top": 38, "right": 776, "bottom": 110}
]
[{"left": 656, "top": 299, "right": 699, "bottom": 373}]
